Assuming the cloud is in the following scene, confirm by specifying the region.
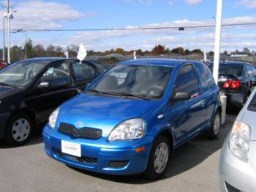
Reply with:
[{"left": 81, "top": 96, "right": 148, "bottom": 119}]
[
  {"left": 122, "top": 0, "right": 152, "bottom": 4},
  {"left": 0, "top": 0, "right": 85, "bottom": 30},
  {"left": 5, "top": 1, "right": 256, "bottom": 53},
  {"left": 237, "top": 0, "right": 256, "bottom": 8},
  {"left": 64, "top": 16, "right": 256, "bottom": 52},
  {"left": 184, "top": 0, "right": 203, "bottom": 5}
]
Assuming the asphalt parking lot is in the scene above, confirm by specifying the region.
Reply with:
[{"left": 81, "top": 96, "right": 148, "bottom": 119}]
[{"left": 0, "top": 113, "right": 236, "bottom": 192}]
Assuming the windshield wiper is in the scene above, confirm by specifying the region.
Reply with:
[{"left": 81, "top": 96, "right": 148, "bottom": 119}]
[
  {"left": 0, "top": 82, "right": 15, "bottom": 88},
  {"left": 106, "top": 91, "right": 150, "bottom": 100},
  {"left": 86, "top": 89, "right": 150, "bottom": 100},
  {"left": 85, "top": 89, "right": 108, "bottom": 95}
]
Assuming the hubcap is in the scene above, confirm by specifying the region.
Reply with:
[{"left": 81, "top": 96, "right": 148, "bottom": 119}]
[
  {"left": 154, "top": 142, "right": 169, "bottom": 174},
  {"left": 12, "top": 118, "right": 30, "bottom": 142},
  {"left": 213, "top": 115, "right": 220, "bottom": 135}
]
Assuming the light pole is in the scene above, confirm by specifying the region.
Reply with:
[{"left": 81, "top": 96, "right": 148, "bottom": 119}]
[
  {"left": 7, "top": 0, "right": 10, "bottom": 64},
  {"left": 2, "top": 14, "right": 7, "bottom": 62},
  {"left": 213, "top": 0, "right": 223, "bottom": 83}
]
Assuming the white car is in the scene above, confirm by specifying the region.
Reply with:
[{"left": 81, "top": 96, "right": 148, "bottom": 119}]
[{"left": 219, "top": 88, "right": 256, "bottom": 192}]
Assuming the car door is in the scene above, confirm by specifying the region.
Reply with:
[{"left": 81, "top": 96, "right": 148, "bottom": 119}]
[
  {"left": 25, "top": 61, "right": 79, "bottom": 124},
  {"left": 70, "top": 61, "right": 98, "bottom": 90},
  {"left": 164, "top": 64, "right": 207, "bottom": 147},
  {"left": 195, "top": 62, "right": 219, "bottom": 126}
]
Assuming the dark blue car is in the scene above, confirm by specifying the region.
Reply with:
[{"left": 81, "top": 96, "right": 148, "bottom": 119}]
[{"left": 43, "top": 58, "right": 222, "bottom": 179}]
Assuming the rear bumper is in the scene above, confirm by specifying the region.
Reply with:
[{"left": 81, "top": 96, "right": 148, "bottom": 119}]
[{"left": 225, "top": 92, "right": 244, "bottom": 108}]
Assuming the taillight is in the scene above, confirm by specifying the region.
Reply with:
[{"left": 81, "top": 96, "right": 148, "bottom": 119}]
[{"left": 222, "top": 80, "right": 241, "bottom": 89}]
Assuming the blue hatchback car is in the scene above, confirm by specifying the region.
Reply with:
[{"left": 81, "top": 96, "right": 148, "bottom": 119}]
[{"left": 43, "top": 58, "right": 222, "bottom": 179}]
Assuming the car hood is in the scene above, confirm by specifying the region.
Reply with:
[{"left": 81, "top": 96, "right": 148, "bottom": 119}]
[
  {"left": 58, "top": 93, "right": 160, "bottom": 136},
  {"left": 0, "top": 85, "right": 20, "bottom": 99},
  {"left": 237, "top": 110, "right": 256, "bottom": 141}
]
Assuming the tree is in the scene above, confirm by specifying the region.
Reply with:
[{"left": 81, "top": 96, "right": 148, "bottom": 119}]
[
  {"left": 243, "top": 48, "right": 250, "bottom": 54},
  {"left": 223, "top": 50, "right": 228, "bottom": 55},
  {"left": 171, "top": 47, "right": 185, "bottom": 55},
  {"left": 191, "top": 49, "right": 203, "bottom": 54},
  {"left": 177, "top": 47, "right": 185, "bottom": 55},
  {"left": 135, "top": 49, "right": 143, "bottom": 56},
  {"left": 46, "top": 44, "right": 56, "bottom": 56},
  {"left": 11, "top": 45, "right": 24, "bottom": 62},
  {"left": 115, "top": 48, "right": 125, "bottom": 55},
  {"left": 208, "top": 51, "right": 214, "bottom": 56},
  {"left": 184, "top": 49, "right": 191, "bottom": 55},
  {"left": 66, "top": 44, "right": 79, "bottom": 58},
  {"left": 25, "top": 39, "right": 34, "bottom": 58},
  {"left": 151, "top": 44, "right": 166, "bottom": 55},
  {"left": 33, "top": 44, "right": 45, "bottom": 57}
]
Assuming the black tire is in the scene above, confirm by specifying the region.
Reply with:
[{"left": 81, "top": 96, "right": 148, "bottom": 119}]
[
  {"left": 144, "top": 135, "right": 170, "bottom": 180},
  {"left": 5, "top": 114, "right": 32, "bottom": 146},
  {"left": 207, "top": 112, "right": 221, "bottom": 139}
]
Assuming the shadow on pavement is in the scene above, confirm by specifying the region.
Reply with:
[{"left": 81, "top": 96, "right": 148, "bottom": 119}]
[{"left": 66, "top": 114, "right": 236, "bottom": 184}]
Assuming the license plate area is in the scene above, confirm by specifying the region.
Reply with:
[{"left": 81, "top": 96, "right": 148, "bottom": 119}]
[{"left": 61, "top": 140, "right": 81, "bottom": 157}]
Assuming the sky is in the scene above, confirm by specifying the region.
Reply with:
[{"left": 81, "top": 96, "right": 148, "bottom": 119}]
[{"left": 0, "top": 0, "right": 256, "bottom": 53}]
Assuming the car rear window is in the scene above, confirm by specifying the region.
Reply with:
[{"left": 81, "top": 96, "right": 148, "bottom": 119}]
[{"left": 219, "top": 64, "right": 243, "bottom": 77}]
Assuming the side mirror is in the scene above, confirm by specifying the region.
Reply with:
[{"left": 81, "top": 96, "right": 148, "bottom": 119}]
[
  {"left": 37, "top": 81, "right": 50, "bottom": 89},
  {"left": 172, "top": 91, "right": 191, "bottom": 101}
]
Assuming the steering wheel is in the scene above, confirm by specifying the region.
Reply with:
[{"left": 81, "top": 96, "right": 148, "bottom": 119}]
[{"left": 147, "top": 86, "right": 164, "bottom": 96}]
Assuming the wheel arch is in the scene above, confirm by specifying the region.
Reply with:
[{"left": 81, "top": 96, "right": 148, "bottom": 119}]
[
  {"left": 6, "top": 108, "right": 36, "bottom": 131},
  {"left": 154, "top": 129, "right": 174, "bottom": 155}
]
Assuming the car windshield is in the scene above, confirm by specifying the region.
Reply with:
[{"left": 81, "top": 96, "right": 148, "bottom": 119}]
[
  {"left": 219, "top": 64, "right": 243, "bottom": 77},
  {"left": 88, "top": 64, "right": 173, "bottom": 99},
  {"left": 0, "top": 60, "right": 48, "bottom": 87}
]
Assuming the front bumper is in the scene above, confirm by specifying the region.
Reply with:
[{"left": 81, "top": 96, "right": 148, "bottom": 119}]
[
  {"left": 219, "top": 138, "right": 256, "bottom": 192},
  {"left": 42, "top": 124, "right": 154, "bottom": 175}
]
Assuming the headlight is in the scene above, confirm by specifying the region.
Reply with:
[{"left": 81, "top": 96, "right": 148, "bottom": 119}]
[
  {"left": 108, "top": 118, "right": 146, "bottom": 141},
  {"left": 49, "top": 108, "right": 59, "bottom": 129},
  {"left": 229, "top": 121, "right": 250, "bottom": 162}
]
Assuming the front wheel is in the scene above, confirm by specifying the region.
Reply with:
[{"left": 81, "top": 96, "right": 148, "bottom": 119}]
[
  {"left": 144, "top": 135, "right": 170, "bottom": 180},
  {"left": 207, "top": 112, "right": 221, "bottom": 139},
  {"left": 5, "top": 114, "right": 32, "bottom": 146}
]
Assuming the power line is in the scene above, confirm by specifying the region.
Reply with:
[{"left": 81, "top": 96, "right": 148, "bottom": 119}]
[{"left": 10, "top": 22, "right": 256, "bottom": 32}]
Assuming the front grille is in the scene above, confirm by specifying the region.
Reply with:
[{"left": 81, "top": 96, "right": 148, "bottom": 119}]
[
  {"left": 54, "top": 148, "right": 97, "bottom": 165},
  {"left": 225, "top": 182, "right": 241, "bottom": 192},
  {"left": 108, "top": 161, "right": 129, "bottom": 168},
  {"left": 59, "top": 122, "right": 102, "bottom": 139}
]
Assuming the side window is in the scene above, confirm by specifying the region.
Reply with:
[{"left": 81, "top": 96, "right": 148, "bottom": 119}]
[
  {"left": 174, "top": 65, "right": 199, "bottom": 94},
  {"left": 252, "top": 66, "right": 256, "bottom": 76},
  {"left": 243, "top": 65, "right": 249, "bottom": 77},
  {"left": 196, "top": 63, "right": 216, "bottom": 87},
  {"left": 246, "top": 64, "right": 255, "bottom": 77},
  {"left": 71, "top": 62, "right": 96, "bottom": 81},
  {"left": 41, "top": 62, "right": 70, "bottom": 86}
]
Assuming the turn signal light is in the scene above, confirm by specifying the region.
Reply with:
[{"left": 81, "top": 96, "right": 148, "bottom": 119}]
[{"left": 135, "top": 146, "right": 145, "bottom": 153}]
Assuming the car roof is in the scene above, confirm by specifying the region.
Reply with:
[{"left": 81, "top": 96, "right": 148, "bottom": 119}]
[
  {"left": 20, "top": 57, "right": 69, "bottom": 63},
  {"left": 118, "top": 58, "right": 200, "bottom": 67},
  {"left": 219, "top": 61, "right": 251, "bottom": 65}
]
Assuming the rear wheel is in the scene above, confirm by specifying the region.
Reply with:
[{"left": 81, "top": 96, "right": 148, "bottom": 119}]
[
  {"left": 144, "top": 135, "right": 170, "bottom": 180},
  {"left": 5, "top": 114, "right": 32, "bottom": 146},
  {"left": 207, "top": 112, "right": 221, "bottom": 139}
]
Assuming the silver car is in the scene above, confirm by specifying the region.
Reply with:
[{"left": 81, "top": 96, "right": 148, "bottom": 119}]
[{"left": 219, "top": 88, "right": 256, "bottom": 192}]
